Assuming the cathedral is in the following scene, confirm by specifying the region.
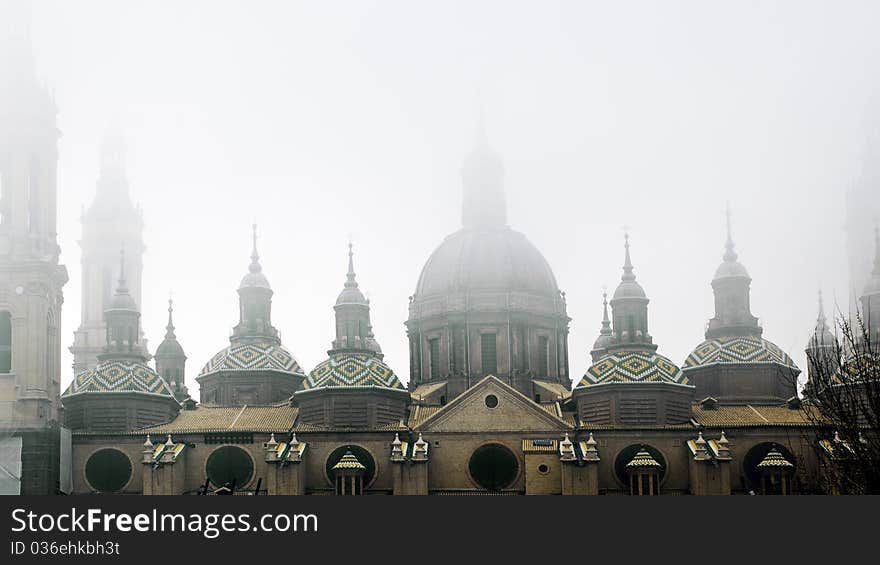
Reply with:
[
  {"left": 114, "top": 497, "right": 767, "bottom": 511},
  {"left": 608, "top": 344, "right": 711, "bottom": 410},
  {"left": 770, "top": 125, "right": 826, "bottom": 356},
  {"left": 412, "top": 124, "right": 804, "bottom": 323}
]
[{"left": 2, "top": 8, "right": 880, "bottom": 496}]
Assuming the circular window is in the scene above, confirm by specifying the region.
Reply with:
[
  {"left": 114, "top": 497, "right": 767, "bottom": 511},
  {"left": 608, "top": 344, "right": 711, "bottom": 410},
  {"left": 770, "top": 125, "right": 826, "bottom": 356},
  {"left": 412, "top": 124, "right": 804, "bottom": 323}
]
[
  {"left": 206, "top": 446, "right": 254, "bottom": 489},
  {"left": 484, "top": 394, "right": 499, "bottom": 408},
  {"left": 85, "top": 449, "right": 132, "bottom": 493},
  {"left": 468, "top": 443, "right": 519, "bottom": 490},
  {"left": 325, "top": 445, "right": 376, "bottom": 487},
  {"left": 537, "top": 464, "right": 550, "bottom": 475},
  {"left": 613, "top": 444, "right": 667, "bottom": 486}
]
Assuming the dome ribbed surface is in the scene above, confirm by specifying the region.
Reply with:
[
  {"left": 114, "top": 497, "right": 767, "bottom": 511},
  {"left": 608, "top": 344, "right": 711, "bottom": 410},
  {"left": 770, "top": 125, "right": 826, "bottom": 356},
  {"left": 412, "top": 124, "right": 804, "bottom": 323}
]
[{"left": 415, "top": 227, "right": 559, "bottom": 297}]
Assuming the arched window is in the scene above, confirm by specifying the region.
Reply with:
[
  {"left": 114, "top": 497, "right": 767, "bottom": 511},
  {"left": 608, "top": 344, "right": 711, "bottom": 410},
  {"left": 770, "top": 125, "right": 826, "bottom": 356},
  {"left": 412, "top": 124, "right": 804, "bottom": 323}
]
[
  {"left": 0, "top": 311, "right": 11, "bottom": 373},
  {"left": 428, "top": 337, "right": 440, "bottom": 379},
  {"left": 537, "top": 336, "right": 549, "bottom": 377},
  {"left": 481, "top": 333, "right": 497, "bottom": 375}
]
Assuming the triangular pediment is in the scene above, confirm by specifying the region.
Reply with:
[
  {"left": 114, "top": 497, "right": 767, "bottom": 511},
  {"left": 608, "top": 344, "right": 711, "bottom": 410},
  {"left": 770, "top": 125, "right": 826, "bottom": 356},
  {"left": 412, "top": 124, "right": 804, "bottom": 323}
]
[{"left": 414, "top": 376, "right": 572, "bottom": 433}]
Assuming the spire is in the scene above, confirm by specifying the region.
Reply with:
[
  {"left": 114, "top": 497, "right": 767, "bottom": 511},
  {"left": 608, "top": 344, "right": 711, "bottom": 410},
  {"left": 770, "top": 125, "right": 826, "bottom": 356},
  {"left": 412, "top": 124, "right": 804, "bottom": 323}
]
[
  {"left": 345, "top": 241, "right": 358, "bottom": 289},
  {"left": 817, "top": 289, "right": 828, "bottom": 328},
  {"left": 461, "top": 116, "right": 506, "bottom": 229},
  {"left": 165, "top": 295, "right": 176, "bottom": 339},
  {"left": 707, "top": 205, "right": 759, "bottom": 339},
  {"left": 600, "top": 290, "right": 612, "bottom": 336},
  {"left": 234, "top": 224, "right": 277, "bottom": 343},
  {"left": 332, "top": 242, "right": 379, "bottom": 354},
  {"left": 622, "top": 231, "right": 636, "bottom": 282},
  {"left": 608, "top": 231, "right": 653, "bottom": 349},
  {"left": 809, "top": 289, "right": 836, "bottom": 351},
  {"left": 723, "top": 204, "right": 738, "bottom": 262},
  {"left": 249, "top": 223, "right": 261, "bottom": 274},
  {"left": 101, "top": 246, "right": 144, "bottom": 361}
]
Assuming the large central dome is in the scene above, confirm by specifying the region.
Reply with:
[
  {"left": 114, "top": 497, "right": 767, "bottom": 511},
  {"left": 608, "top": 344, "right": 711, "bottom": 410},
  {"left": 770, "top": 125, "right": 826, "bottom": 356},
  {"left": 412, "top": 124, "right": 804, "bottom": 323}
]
[
  {"left": 415, "top": 227, "right": 559, "bottom": 297},
  {"left": 405, "top": 124, "right": 571, "bottom": 401}
]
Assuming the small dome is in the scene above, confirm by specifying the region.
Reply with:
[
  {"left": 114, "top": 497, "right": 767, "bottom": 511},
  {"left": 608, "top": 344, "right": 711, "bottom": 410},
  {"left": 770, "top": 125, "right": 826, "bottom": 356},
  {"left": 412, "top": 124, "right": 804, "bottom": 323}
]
[
  {"left": 713, "top": 259, "right": 750, "bottom": 280},
  {"left": 612, "top": 279, "right": 646, "bottom": 300},
  {"left": 332, "top": 449, "right": 367, "bottom": 471},
  {"left": 302, "top": 353, "right": 405, "bottom": 391},
  {"left": 415, "top": 227, "right": 559, "bottom": 297},
  {"left": 200, "top": 342, "right": 303, "bottom": 377},
  {"left": 240, "top": 269, "right": 271, "bottom": 290},
  {"left": 109, "top": 290, "right": 137, "bottom": 311},
  {"left": 336, "top": 286, "right": 366, "bottom": 306},
  {"left": 156, "top": 337, "right": 185, "bottom": 358},
  {"left": 577, "top": 351, "right": 688, "bottom": 387},
  {"left": 684, "top": 335, "right": 799, "bottom": 371},
  {"left": 63, "top": 360, "right": 174, "bottom": 398},
  {"left": 592, "top": 333, "right": 614, "bottom": 352},
  {"left": 626, "top": 448, "right": 663, "bottom": 469},
  {"left": 757, "top": 448, "right": 794, "bottom": 468}
]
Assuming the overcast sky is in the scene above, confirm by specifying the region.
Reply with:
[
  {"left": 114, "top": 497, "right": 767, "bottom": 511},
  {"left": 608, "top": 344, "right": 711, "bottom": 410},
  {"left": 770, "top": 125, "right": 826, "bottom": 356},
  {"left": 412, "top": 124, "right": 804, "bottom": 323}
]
[{"left": 16, "top": 0, "right": 880, "bottom": 393}]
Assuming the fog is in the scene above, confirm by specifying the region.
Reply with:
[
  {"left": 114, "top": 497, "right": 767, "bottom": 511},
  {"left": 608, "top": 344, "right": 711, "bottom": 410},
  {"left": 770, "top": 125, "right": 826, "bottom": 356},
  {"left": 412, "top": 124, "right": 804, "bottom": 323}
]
[{"left": 10, "top": 0, "right": 880, "bottom": 393}]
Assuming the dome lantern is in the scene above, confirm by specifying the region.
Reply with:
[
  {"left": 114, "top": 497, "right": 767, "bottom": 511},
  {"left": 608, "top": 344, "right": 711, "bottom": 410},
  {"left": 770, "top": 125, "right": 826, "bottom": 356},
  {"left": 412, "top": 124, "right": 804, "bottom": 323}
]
[{"left": 706, "top": 208, "right": 761, "bottom": 339}]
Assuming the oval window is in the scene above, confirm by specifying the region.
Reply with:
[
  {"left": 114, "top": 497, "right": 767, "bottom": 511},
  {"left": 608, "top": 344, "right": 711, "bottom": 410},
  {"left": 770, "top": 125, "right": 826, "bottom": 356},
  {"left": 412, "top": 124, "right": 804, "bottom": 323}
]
[
  {"left": 469, "top": 443, "right": 519, "bottom": 490},
  {"left": 206, "top": 446, "right": 254, "bottom": 489},
  {"left": 485, "top": 394, "right": 499, "bottom": 408},
  {"left": 85, "top": 449, "right": 132, "bottom": 493}
]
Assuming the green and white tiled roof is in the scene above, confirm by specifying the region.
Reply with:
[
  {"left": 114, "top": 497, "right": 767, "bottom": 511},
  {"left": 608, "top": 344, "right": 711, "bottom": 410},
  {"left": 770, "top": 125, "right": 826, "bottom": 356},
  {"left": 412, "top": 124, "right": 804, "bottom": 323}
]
[
  {"left": 63, "top": 360, "right": 174, "bottom": 398},
  {"left": 684, "top": 336, "right": 798, "bottom": 371},
  {"left": 199, "top": 342, "right": 303, "bottom": 377},
  {"left": 303, "top": 352, "right": 405, "bottom": 391},
  {"left": 577, "top": 350, "right": 688, "bottom": 387}
]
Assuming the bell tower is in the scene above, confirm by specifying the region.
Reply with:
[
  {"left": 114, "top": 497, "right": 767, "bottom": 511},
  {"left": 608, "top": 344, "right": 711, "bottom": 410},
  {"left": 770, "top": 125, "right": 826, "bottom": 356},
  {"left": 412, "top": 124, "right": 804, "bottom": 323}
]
[
  {"left": 70, "top": 130, "right": 146, "bottom": 374},
  {"left": 0, "top": 1, "right": 69, "bottom": 494}
]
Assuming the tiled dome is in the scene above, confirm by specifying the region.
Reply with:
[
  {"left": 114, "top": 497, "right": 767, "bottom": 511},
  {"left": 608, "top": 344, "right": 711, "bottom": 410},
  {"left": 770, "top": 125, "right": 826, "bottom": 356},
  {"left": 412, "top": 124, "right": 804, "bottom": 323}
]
[
  {"left": 303, "top": 353, "right": 405, "bottom": 391},
  {"left": 199, "top": 342, "right": 303, "bottom": 377},
  {"left": 63, "top": 360, "right": 174, "bottom": 398},
  {"left": 684, "top": 336, "right": 798, "bottom": 371},
  {"left": 577, "top": 351, "right": 688, "bottom": 387}
]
